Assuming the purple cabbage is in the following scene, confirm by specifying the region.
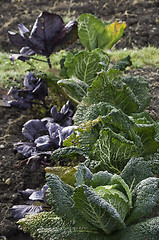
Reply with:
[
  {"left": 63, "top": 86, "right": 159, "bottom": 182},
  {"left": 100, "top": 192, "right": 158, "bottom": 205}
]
[
  {"left": 8, "top": 11, "right": 78, "bottom": 67},
  {"left": 7, "top": 72, "right": 48, "bottom": 110},
  {"left": 14, "top": 101, "right": 76, "bottom": 170}
]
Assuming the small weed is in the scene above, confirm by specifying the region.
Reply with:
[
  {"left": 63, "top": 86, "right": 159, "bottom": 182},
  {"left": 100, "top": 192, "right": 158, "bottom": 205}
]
[{"left": 109, "top": 46, "right": 159, "bottom": 68}]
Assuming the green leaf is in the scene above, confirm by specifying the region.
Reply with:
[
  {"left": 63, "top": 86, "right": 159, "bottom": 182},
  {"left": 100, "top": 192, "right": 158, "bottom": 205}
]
[
  {"left": 45, "top": 166, "right": 77, "bottom": 186},
  {"left": 134, "top": 122, "right": 159, "bottom": 155},
  {"left": 66, "top": 49, "right": 109, "bottom": 85},
  {"left": 93, "top": 128, "right": 138, "bottom": 173},
  {"left": 46, "top": 173, "right": 76, "bottom": 221},
  {"left": 110, "top": 175, "right": 132, "bottom": 208},
  {"left": 110, "top": 217, "right": 159, "bottom": 240},
  {"left": 121, "top": 75, "right": 151, "bottom": 112},
  {"left": 78, "top": 14, "right": 126, "bottom": 50},
  {"left": 73, "top": 185, "right": 126, "bottom": 234},
  {"left": 86, "top": 69, "right": 139, "bottom": 115},
  {"left": 120, "top": 155, "right": 159, "bottom": 188},
  {"left": 126, "top": 177, "right": 159, "bottom": 224},
  {"left": 78, "top": 14, "right": 105, "bottom": 50},
  {"left": 75, "top": 163, "right": 93, "bottom": 187},
  {"left": 18, "top": 211, "right": 106, "bottom": 240},
  {"left": 51, "top": 146, "right": 87, "bottom": 161},
  {"left": 84, "top": 69, "right": 150, "bottom": 115},
  {"left": 74, "top": 102, "right": 115, "bottom": 125},
  {"left": 60, "top": 51, "right": 74, "bottom": 78},
  {"left": 94, "top": 185, "right": 130, "bottom": 221},
  {"left": 57, "top": 77, "right": 88, "bottom": 103},
  {"left": 112, "top": 55, "right": 132, "bottom": 71},
  {"left": 90, "top": 171, "right": 113, "bottom": 188}
]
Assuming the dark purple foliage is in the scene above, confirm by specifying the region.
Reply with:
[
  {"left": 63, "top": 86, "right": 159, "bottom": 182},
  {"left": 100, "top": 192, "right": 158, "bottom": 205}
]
[
  {"left": 19, "top": 184, "right": 48, "bottom": 201},
  {"left": 22, "top": 119, "right": 48, "bottom": 141},
  {"left": 7, "top": 72, "right": 48, "bottom": 110},
  {"left": 10, "top": 205, "right": 43, "bottom": 220},
  {"left": 50, "top": 100, "right": 74, "bottom": 126},
  {"left": 11, "top": 184, "right": 48, "bottom": 220},
  {"left": 8, "top": 11, "right": 78, "bottom": 63},
  {"left": 14, "top": 101, "right": 76, "bottom": 170}
]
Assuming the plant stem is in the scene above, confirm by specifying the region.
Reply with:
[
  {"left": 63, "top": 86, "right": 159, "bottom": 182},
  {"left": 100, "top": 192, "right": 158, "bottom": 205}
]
[
  {"left": 47, "top": 57, "right": 52, "bottom": 68},
  {"left": 30, "top": 57, "right": 48, "bottom": 63}
]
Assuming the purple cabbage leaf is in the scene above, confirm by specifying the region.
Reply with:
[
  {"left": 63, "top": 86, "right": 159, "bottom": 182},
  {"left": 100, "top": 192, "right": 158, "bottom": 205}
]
[{"left": 11, "top": 184, "right": 49, "bottom": 220}]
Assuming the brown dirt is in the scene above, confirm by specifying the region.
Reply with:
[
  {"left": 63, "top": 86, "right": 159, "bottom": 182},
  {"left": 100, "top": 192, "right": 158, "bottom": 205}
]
[
  {"left": 1, "top": 0, "right": 159, "bottom": 51},
  {"left": 0, "top": 1, "right": 159, "bottom": 239}
]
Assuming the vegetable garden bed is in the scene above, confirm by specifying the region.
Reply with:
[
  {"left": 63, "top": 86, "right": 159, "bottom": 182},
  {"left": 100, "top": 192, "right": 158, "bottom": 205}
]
[{"left": 0, "top": 1, "right": 159, "bottom": 240}]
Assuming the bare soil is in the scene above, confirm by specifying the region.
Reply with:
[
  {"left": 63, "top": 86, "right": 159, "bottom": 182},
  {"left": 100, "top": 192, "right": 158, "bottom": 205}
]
[{"left": 0, "top": 1, "right": 159, "bottom": 239}]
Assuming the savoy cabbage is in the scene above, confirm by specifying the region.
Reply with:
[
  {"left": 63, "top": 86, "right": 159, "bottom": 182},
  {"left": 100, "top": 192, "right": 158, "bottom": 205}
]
[{"left": 18, "top": 163, "right": 159, "bottom": 240}]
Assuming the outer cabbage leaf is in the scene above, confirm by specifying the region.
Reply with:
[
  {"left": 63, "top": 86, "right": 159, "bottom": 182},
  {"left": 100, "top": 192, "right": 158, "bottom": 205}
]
[
  {"left": 18, "top": 211, "right": 108, "bottom": 240},
  {"left": 46, "top": 173, "right": 76, "bottom": 221},
  {"left": 51, "top": 146, "right": 87, "bottom": 162},
  {"left": 73, "top": 185, "right": 126, "bottom": 234},
  {"left": 85, "top": 69, "right": 150, "bottom": 115},
  {"left": 134, "top": 121, "right": 159, "bottom": 156},
  {"left": 120, "top": 155, "right": 159, "bottom": 188},
  {"left": 121, "top": 75, "right": 151, "bottom": 112},
  {"left": 78, "top": 13, "right": 105, "bottom": 50},
  {"left": 75, "top": 163, "right": 93, "bottom": 187},
  {"left": 75, "top": 163, "right": 113, "bottom": 188},
  {"left": 45, "top": 166, "right": 77, "bottom": 186},
  {"left": 92, "top": 128, "right": 138, "bottom": 173},
  {"left": 126, "top": 177, "right": 159, "bottom": 224},
  {"left": 94, "top": 185, "right": 130, "bottom": 222},
  {"left": 66, "top": 49, "right": 109, "bottom": 85},
  {"left": 57, "top": 77, "right": 88, "bottom": 103},
  {"left": 110, "top": 175, "right": 132, "bottom": 207},
  {"left": 78, "top": 13, "right": 126, "bottom": 50},
  {"left": 74, "top": 102, "right": 115, "bottom": 125},
  {"left": 90, "top": 171, "right": 113, "bottom": 188},
  {"left": 109, "top": 217, "right": 159, "bottom": 240}
]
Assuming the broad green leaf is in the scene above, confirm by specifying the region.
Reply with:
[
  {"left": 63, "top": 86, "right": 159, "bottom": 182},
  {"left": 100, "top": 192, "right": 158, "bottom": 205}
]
[
  {"left": 57, "top": 77, "right": 88, "bottom": 103},
  {"left": 134, "top": 122, "right": 159, "bottom": 155},
  {"left": 102, "top": 21, "right": 126, "bottom": 49},
  {"left": 66, "top": 49, "right": 109, "bottom": 85},
  {"left": 112, "top": 55, "right": 132, "bottom": 71},
  {"left": 94, "top": 185, "right": 130, "bottom": 221},
  {"left": 90, "top": 171, "right": 113, "bottom": 188},
  {"left": 121, "top": 75, "right": 151, "bottom": 112},
  {"left": 51, "top": 146, "right": 87, "bottom": 161},
  {"left": 110, "top": 217, "right": 159, "bottom": 240},
  {"left": 93, "top": 128, "right": 138, "bottom": 173},
  {"left": 73, "top": 185, "right": 126, "bottom": 234},
  {"left": 74, "top": 102, "right": 115, "bottom": 125},
  {"left": 45, "top": 166, "right": 77, "bottom": 186},
  {"left": 84, "top": 69, "right": 150, "bottom": 115},
  {"left": 75, "top": 163, "right": 93, "bottom": 187},
  {"left": 78, "top": 14, "right": 126, "bottom": 50},
  {"left": 110, "top": 175, "right": 132, "bottom": 207},
  {"left": 126, "top": 177, "right": 159, "bottom": 224},
  {"left": 18, "top": 211, "right": 106, "bottom": 240},
  {"left": 78, "top": 14, "right": 105, "bottom": 50},
  {"left": 46, "top": 173, "right": 76, "bottom": 221},
  {"left": 86, "top": 69, "right": 139, "bottom": 115},
  {"left": 120, "top": 155, "right": 159, "bottom": 188}
]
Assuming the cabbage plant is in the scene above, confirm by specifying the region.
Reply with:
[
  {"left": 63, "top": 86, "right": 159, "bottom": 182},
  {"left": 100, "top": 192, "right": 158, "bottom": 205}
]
[{"left": 18, "top": 163, "right": 159, "bottom": 240}]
